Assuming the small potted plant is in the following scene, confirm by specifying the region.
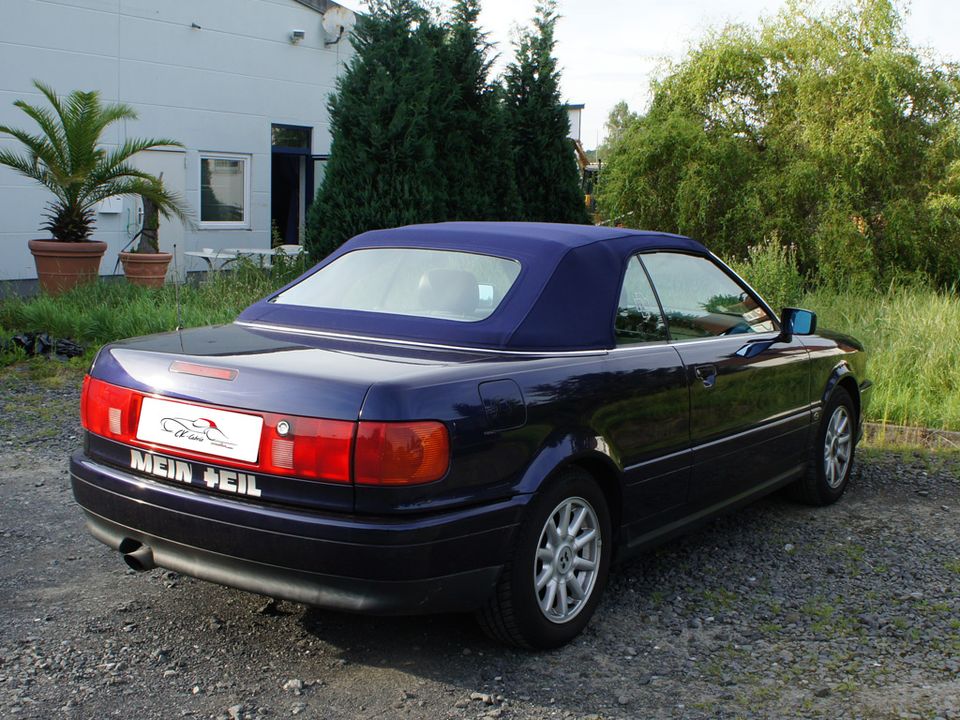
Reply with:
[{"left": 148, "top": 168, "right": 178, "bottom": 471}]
[
  {"left": 0, "top": 80, "right": 188, "bottom": 295},
  {"left": 119, "top": 192, "right": 173, "bottom": 288}
]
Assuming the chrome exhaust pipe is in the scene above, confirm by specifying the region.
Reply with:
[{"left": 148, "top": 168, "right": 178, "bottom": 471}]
[{"left": 118, "top": 538, "right": 156, "bottom": 572}]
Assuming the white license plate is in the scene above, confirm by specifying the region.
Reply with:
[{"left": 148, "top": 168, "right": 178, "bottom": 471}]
[{"left": 136, "top": 397, "right": 263, "bottom": 463}]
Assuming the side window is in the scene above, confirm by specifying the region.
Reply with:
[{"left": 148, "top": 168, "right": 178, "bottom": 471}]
[
  {"left": 615, "top": 256, "right": 668, "bottom": 345},
  {"left": 640, "top": 252, "right": 775, "bottom": 341}
]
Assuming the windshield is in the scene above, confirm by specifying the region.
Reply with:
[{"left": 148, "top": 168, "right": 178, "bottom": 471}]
[{"left": 273, "top": 248, "right": 522, "bottom": 323}]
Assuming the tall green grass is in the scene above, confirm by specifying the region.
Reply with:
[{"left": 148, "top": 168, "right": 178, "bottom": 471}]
[
  {"left": 804, "top": 285, "right": 960, "bottom": 431},
  {"left": 731, "top": 238, "right": 960, "bottom": 431},
  {"left": 0, "top": 257, "right": 305, "bottom": 351}
]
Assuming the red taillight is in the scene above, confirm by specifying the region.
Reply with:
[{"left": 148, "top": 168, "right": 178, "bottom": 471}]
[
  {"left": 354, "top": 421, "right": 450, "bottom": 485},
  {"left": 81, "top": 376, "right": 141, "bottom": 441},
  {"left": 81, "top": 377, "right": 449, "bottom": 486},
  {"left": 259, "top": 414, "right": 353, "bottom": 483},
  {"left": 80, "top": 376, "right": 353, "bottom": 483}
]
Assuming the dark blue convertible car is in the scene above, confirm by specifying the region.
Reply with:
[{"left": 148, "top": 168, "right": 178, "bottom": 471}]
[{"left": 72, "top": 222, "right": 870, "bottom": 648}]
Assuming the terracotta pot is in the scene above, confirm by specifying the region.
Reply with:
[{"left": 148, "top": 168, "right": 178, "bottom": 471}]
[
  {"left": 119, "top": 251, "right": 173, "bottom": 288},
  {"left": 28, "top": 239, "right": 107, "bottom": 295}
]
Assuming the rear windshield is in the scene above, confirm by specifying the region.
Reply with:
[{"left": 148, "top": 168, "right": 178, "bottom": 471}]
[{"left": 273, "top": 248, "right": 522, "bottom": 323}]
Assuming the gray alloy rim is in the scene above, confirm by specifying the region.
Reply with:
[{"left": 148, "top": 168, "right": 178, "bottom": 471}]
[
  {"left": 823, "top": 405, "right": 853, "bottom": 489},
  {"left": 533, "top": 496, "right": 601, "bottom": 624}
]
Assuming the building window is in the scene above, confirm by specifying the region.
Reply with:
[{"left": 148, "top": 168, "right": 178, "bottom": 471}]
[{"left": 199, "top": 153, "right": 250, "bottom": 228}]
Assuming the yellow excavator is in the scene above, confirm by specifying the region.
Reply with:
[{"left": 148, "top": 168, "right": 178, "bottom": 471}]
[{"left": 573, "top": 138, "right": 601, "bottom": 221}]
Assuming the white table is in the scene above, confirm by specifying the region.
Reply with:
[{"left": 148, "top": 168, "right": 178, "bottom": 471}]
[
  {"left": 184, "top": 249, "right": 240, "bottom": 270},
  {"left": 185, "top": 245, "right": 304, "bottom": 271}
]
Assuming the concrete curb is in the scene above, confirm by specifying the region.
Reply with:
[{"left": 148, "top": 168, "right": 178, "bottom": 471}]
[{"left": 863, "top": 421, "right": 960, "bottom": 450}]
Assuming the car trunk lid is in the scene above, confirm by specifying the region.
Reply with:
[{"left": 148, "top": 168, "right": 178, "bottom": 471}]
[{"left": 83, "top": 323, "right": 478, "bottom": 512}]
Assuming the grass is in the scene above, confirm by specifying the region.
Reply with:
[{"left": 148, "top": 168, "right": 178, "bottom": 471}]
[
  {"left": 804, "top": 284, "right": 960, "bottom": 431},
  {"left": 1, "top": 265, "right": 959, "bottom": 432},
  {"left": 0, "top": 257, "right": 306, "bottom": 365}
]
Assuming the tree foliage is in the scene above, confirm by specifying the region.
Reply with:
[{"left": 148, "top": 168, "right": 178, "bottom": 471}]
[
  {"left": 598, "top": 0, "right": 960, "bottom": 288},
  {"left": 596, "top": 100, "right": 638, "bottom": 159},
  {"left": 502, "top": 1, "right": 589, "bottom": 224},
  {"left": 306, "top": 0, "right": 584, "bottom": 260},
  {"left": 306, "top": 0, "right": 447, "bottom": 259},
  {"left": 437, "top": 0, "right": 519, "bottom": 221}
]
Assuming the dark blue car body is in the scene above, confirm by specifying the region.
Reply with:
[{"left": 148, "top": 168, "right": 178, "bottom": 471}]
[{"left": 71, "top": 222, "right": 870, "bottom": 646}]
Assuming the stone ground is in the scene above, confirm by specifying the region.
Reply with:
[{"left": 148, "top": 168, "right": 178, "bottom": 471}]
[{"left": 0, "top": 363, "right": 958, "bottom": 720}]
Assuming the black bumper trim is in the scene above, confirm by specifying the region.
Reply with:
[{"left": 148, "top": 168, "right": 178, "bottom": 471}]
[{"left": 83, "top": 509, "right": 502, "bottom": 614}]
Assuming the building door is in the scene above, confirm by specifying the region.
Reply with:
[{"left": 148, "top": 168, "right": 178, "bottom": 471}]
[
  {"left": 132, "top": 149, "right": 187, "bottom": 280},
  {"left": 271, "top": 125, "right": 313, "bottom": 246}
]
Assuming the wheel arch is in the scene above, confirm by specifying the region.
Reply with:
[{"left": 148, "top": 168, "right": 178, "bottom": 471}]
[
  {"left": 822, "top": 361, "right": 861, "bottom": 422},
  {"left": 568, "top": 455, "right": 623, "bottom": 546},
  {"left": 514, "top": 431, "right": 625, "bottom": 544}
]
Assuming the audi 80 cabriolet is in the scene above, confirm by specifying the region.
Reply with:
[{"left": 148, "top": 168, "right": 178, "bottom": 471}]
[{"left": 72, "top": 222, "right": 870, "bottom": 648}]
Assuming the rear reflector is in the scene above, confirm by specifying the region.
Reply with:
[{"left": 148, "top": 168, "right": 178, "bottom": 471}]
[{"left": 354, "top": 421, "right": 450, "bottom": 485}]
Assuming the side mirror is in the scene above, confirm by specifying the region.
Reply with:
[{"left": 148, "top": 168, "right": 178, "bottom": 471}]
[
  {"left": 735, "top": 307, "right": 817, "bottom": 358},
  {"left": 780, "top": 307, "right": 817, "bottom": 341}
]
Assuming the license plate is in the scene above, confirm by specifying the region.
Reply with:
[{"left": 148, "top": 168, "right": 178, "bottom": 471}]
[{"left": 136, "top": 397, "right": 263, "bottom": 463}]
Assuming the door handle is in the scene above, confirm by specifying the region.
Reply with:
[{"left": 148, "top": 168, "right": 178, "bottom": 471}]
[{"left": 695, "top": 364, "right": 718, "bottom": 388}]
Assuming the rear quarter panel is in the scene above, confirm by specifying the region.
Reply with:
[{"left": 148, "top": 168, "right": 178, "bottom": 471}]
[{"left": 355, "top": 346, "right": 690, "bottom": 525}]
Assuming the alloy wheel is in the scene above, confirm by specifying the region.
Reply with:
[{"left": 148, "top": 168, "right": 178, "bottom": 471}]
[
  {"left": 823, "top": 405, "right": 852, "bottom": 489},
  {"left": 533, "top": 496, "right": 602, "bottom": 624}
]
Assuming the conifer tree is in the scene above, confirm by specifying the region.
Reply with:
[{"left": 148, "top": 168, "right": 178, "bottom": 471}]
[
  {"left": 437, "top": 0, "right": 518, "bottom": 220},
  {"left": 305, "top": 0, "right": 449, "bottom": 259},
  {"left": 306, "top": 0, "right": 588, "bottom": 260},
  {"left": 503, "top": 1, "right": 589, "bottom": 224}
]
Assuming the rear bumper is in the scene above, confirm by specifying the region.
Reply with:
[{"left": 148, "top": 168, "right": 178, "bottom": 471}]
[{"left": 71, "top": 452, "right": 526, "bottom": 614}]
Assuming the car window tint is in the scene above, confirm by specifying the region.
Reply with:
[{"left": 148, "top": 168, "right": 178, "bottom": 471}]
[
  {"left": 273, "top": 248, "right": 521, "bottom": 322},
  {"left": 615, "top": 256, "right": 668, "bottom": 344},
  {"left": 640, "top": 252, "right": 775, "bottom": 341}
]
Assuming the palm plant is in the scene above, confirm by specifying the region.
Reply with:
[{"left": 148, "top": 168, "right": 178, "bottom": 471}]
[{"left": 0, "top": 80, "right": 188, "bottom": 242}]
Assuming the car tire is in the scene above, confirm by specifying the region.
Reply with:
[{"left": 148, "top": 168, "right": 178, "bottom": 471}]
[
  {"left": 476, "top": 467, "right": 612, "bottom": 649},
  {"left": 791, "top": 386, "right": 857, "bottom": 506}
]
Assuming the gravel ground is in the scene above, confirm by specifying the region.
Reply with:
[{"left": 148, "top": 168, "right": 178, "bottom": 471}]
[{"left": 1, "top": 363, "right": 958, "bottom": 720}]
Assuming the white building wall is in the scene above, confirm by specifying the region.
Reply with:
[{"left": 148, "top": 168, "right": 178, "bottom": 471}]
[{"left": 0, "top": 0, "right": 352, "bottom": 283}]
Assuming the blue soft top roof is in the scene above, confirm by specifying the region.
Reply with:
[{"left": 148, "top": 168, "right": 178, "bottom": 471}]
[{"left": 239, "top": 222, "right": 708, "bottom": 351}]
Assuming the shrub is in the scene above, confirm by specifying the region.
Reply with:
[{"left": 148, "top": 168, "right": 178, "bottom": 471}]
[{"left": 727, "top": 236, "right": 805, "bottom": 311}]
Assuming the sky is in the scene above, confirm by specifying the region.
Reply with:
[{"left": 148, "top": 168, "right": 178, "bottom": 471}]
[{"left": 458, "top": 0, "right": 960, "bottom": 149}]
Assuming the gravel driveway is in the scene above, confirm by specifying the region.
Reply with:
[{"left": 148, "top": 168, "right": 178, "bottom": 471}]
[{"left": 1, "top": 365, "right": 958, "bottom": 720}]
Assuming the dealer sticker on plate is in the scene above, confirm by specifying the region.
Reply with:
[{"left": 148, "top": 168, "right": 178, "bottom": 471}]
[{"left": 136, "top": 397, "right": 263, "bottom": 463}]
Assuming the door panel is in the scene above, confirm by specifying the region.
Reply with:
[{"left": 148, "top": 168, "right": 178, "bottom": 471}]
[
  {"left": 601, "top": 346, "right": 691, "bottom": 538},
  {"left": 673, "top": 335, "right": 811, "bottom": 505},
  {"left": 604, "top": 256, "right": 691, "bottom": 538},
  {"left": 638, "top": 251, "right": 813, "bottom": 506}
]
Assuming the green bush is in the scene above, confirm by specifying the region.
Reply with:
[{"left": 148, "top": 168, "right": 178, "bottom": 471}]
[
  {"left": 806, "top": 284, "right": 960, "bottom": 431},
  {"left": 727, "top": 237, "right": 805, "bottom": 311}
]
